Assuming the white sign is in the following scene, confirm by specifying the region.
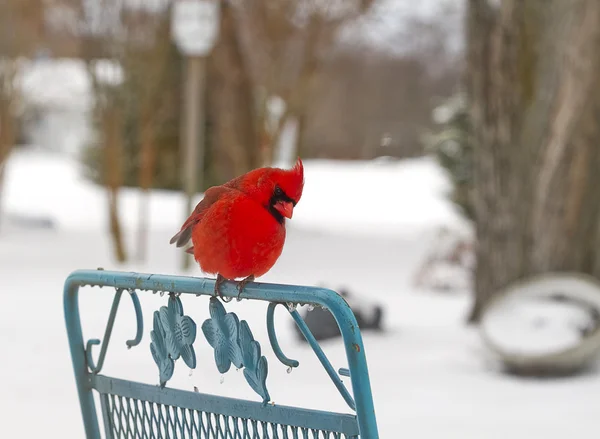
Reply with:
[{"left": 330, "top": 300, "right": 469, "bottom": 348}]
[{"left": 171, "top": 0, "right": 220, "bottom": 56}]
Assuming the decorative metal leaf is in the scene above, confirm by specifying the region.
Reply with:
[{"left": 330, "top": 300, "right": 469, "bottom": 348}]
[
  {"left": 239, "top": 321, "right": 270, "bottom": 403},
  {"left": 202, "top": 298, "right": 240, "bottom": 373},
  {"left": 209, "top": 297, "right": 227, "bottom": 320},
  {"left": 213, "top": 344, "right": 230, "bottom": 374},
  {"left": 226, "top": 313, "right": 244, "bottom": 369},
  {"left": 180, "top": 316, "right": 197, "bottom": 341},
  {"left": 201, "top": 298, "right": 270, "bottom": 404},
  {"left": 179, "top": 343, "right": 195, "bottom": 370},
  {"left": 247, "top": 356, "right": 269, "bottom": 403},
  {"left": 150, "top": 295, "right": 197, "bottom": 386},
  {"left": 202, "top": 318, "right": 217, "bottom": 347},
  {"left": 150, "top": 312, "right": 175, "bottom": 387}
]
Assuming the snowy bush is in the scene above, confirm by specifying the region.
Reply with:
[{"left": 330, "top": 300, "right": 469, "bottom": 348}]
[
  {"left": 424, "top": 93, "right": 473, "bottom": 221},
  {"left": 413, "top": 93, "right": 476, "bottom": 293},
  {"left": 413, "top": 226, "right": 474, "bottom": 292},
  {"left": 79, "top": 43, "right": 207, "bottom": 192}
]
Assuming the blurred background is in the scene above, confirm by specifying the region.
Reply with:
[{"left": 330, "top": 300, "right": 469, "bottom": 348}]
[{"left": 1, "top": 0, "right": 599, "bottom": 437}]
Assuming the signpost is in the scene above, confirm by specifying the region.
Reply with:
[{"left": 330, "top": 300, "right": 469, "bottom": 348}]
[{"left": 171, "top": 0, "right": 220, "bottom": 269}]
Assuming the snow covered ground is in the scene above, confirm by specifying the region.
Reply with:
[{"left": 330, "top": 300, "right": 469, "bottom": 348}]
[{"left": 1, "top": 149, "right": 599, "bottom": 438}]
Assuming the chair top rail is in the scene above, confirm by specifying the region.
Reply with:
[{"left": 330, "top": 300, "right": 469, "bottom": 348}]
[{"left": 66, "top": 269, "right": 357, "bottom": 311}]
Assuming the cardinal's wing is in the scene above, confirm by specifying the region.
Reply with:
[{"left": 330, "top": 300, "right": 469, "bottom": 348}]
[{"left": 169, "top": 185, "right": 235, "bottom": 248}]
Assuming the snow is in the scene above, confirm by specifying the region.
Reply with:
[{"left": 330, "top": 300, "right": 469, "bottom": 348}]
[
  {"left": 293, "top": 157, "right": 468, "bottom": 236},
  {"left": 1, "top": 150, "right": 599, "bottom": 438},
  {"left": 4, "top": 149, "right": 188, "bottom": 231},
  {"left": 19, "top": 58, "right": 123, "bottom": 110},
  {"left": 15, "top": 58, "right": 123, "bottom": 155},
  {"left": 4, "top": 148, "right": 467, "bottom": 235}
]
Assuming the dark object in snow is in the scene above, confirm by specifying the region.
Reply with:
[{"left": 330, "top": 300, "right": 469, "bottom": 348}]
[
  {"left": 294, "top": 287, "right": 384, "bottom": 342},
  {"left": 548, "top": 293, "right": 600, "bottom": 338},
  {"left": 7, "top": 213, "right": 56, "bottom": 230}
]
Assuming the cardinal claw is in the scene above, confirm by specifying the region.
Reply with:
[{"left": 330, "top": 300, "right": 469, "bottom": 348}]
[
  {"left": 235, "top": 275, "right": 255, "bottom": 301},
  {"left": 214, "top": 274, "right": 232, "bottom": 302}
]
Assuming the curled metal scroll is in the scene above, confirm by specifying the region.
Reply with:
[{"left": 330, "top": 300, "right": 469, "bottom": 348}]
[
  {"left": 266, "top": 302, "right": 300, "bottom": 368},
  {"left": 267, "top": 302, "right": 356, "bottom": 411},
  {"left": 85, "top": 288, "right": 144, "bottom": 374}
]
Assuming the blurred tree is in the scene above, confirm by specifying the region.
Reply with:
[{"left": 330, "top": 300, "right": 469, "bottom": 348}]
[
  {"left": 237, "top": 0, "right": 376, "bottom": 164},
  {"left": 103, "top": 94, "right": 128, "bottom": 262},
  {"left": 303, "top": 48, "right": 442, "bottom": 159},
  {"left": 77, "top": 0, "right": 131, "bottom": 262},
  {"left": 0, "top": 0, "right": 45, "bottom": 57},
  {"left": 0, "top": 0, "right": 45, "bottom": 230},
  {"left": 75, "top": 2, "right": 191, "bottom": 262},
  {"left": 70, "top": 0, "right": 456, "bottom": 198},
  {"left": 467, "top": 0, "right": 600, "bottom": 322},
  {"left": 207, "top": 0, "right": 259, "bottom": 182},
  {"left": 0, "top": 64, "right": 18, "bottom": 231},
  {"left": 294, "top": 2, "right": 462, "bottom": 161},
  {"left": 0, "top": 63, "right": 18, "bottom": 176},
  {"left": 122, "top": 8, "right": 180, "bottom": 262},
  {"left": 425, "top": 93, "right": 474, "bottom": 220}
]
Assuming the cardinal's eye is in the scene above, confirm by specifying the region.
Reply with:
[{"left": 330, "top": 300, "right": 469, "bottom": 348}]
[{"left": 274, "top": 187, "right": 283, "bottom": 197}]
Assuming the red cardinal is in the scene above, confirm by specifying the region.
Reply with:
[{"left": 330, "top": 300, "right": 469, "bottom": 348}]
[{"left": 170, "top": 158, "right": 304, "bottom": 299}]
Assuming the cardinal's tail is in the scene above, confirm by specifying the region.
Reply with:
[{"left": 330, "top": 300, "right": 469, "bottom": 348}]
[{"left": 169, "top": 225, "right": 193, "bottom": 247}]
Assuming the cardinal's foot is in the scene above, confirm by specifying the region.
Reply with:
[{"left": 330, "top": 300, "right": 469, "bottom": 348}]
[
  {"left": 236, "top": 275, "right": 255, "bottom": 300},
  {"left": 214, "top": 274, "right": 231, "bottom": 302}
]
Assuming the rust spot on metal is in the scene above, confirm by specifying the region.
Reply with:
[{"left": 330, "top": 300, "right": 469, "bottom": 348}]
[{"left": 352, "top": 343, "right": 360, "bottom": 352}]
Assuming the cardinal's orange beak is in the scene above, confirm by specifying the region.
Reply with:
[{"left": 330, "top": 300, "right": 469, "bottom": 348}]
[{"left": 275, "top": 201, "right": 294, "bottom": 219}]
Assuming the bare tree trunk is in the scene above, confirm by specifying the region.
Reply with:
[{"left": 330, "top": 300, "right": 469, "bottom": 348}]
[
  {"left": 0, "top": 163, "right": 5, "bottom": 232},
  {"left": 0, "top": 92, "right": 15, "bottom": 171},
  {"left": 467, "top": 0, "right": 600, "bottom": 322},
  {"left": 209, "top": 0, "right": 259, "bottom": 182},
  {"left": 295, "top": 112, "right": 307, "bottom": 159},
  {"left": 104, "top": 106, "right": 128, "bottom": 263},
  {"left": 136, "top": 115, "right": 155, "bottom": 262},
  {"left": 0, "top": 93, "right": 15, "bottom": 233}
]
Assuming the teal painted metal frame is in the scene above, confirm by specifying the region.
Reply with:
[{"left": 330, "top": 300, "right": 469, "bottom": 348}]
[{"left": 64, "top": 269, "right": 379, "bottom": 438}]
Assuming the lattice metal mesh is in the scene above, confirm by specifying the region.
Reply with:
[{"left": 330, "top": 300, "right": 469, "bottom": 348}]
[{"left": 102, "top": 393, "right": 357, "bottom": 439}]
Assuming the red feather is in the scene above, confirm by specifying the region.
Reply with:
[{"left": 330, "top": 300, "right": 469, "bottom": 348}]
[
  {"left": 169, "top": 185, "right": 235, "bottom": 248},
  {"left": 170, "top": 158, "right": 304, "bottom": 281}
]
